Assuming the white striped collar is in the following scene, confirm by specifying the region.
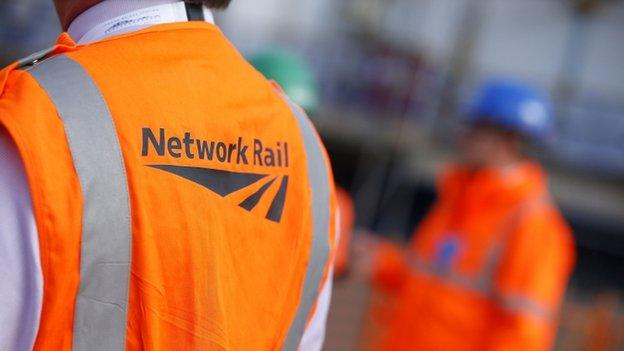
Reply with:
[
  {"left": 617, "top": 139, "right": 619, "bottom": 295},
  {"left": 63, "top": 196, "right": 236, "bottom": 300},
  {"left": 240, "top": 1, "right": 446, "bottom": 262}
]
[{"left": 68, "top": 0, "right": 215, "bottom": 44}]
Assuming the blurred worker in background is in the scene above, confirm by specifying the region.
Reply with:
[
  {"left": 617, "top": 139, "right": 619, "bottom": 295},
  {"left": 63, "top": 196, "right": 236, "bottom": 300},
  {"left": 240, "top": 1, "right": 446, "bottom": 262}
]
[
  {"left": 371, "top": 80, "right": 576, "bottom": 350},
  {"left": 250, "top": 49, "right": 356, "bottom": 278},
  {"left": 249, "top": 49, "right": 320, "bottom": 116},
  {"left": 0, "top": 1, "right": 336, "bottom": 350}
]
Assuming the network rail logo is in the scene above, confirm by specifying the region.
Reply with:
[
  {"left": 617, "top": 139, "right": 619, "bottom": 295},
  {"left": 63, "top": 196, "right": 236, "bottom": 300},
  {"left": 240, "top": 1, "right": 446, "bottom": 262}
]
[{"left": 141, "top": 128, "right": 290, "bottom": 223}]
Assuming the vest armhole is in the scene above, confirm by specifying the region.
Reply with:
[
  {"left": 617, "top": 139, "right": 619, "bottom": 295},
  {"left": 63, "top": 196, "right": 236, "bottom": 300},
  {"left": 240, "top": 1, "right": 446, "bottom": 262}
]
[{"left": 0, "top": 116, "right": 51, "bottom": 280}]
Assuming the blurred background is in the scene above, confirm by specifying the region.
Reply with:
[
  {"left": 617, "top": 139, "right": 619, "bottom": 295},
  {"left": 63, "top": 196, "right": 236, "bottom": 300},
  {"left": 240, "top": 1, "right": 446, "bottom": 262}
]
[{"left": 1, "top": 0, "right": 623, "bottom": 350}]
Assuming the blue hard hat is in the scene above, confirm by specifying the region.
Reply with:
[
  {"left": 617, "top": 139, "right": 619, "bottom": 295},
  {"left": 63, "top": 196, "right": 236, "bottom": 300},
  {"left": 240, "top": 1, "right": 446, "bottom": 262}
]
[{"left": 466, "top": 80, "right": 552, "bottom": 140}]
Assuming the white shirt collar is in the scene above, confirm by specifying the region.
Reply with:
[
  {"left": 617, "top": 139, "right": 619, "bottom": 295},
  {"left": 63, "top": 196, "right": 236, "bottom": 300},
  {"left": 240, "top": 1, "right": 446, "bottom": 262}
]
[{"left": 68, "top": 0, "right": 215, "bottom": 44}]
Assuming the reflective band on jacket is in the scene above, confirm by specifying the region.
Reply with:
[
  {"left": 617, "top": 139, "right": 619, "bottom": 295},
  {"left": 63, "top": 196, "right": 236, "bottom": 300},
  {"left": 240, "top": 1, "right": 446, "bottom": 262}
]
[
  {"left": 29, "top": 55, "right": 132, "bottom": 351},
  {"left": 495, "top": 294, "right": 553, "bottom": 320},
  {"left": 281, "top": 98, "right": 331, "bottom": 351},
  {"left": 408, "top": 197, "right": 553, "bottom": 321}
]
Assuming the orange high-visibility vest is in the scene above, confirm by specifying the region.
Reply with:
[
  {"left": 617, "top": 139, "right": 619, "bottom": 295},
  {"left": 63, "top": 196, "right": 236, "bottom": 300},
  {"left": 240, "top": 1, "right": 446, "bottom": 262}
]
[
  {"left": 372, "top": 163, "right": 575, "bottom": 351},
  {"left": 0, "top": 22, "right": 336, "bottom": 351}
]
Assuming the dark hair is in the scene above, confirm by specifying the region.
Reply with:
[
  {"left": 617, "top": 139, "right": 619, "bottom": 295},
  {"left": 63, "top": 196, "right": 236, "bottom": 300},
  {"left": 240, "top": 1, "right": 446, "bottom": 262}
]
[{"left": 185, "top": 0, "right": 232, "bottom": 9}]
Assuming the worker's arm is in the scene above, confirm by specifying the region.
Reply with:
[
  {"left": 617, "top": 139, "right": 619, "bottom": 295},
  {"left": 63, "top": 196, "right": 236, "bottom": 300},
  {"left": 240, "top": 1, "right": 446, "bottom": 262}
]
[
  {"left": 0, "top": 128, "right": 43, "bottom": 350},
  {"left": 370, "top": 241, "right": 409, "bottom": 293},
  {"left": 370, "top": 197, "right": 449, "bottom": 294},
  {"left": 298, "top": 269, "right": 334, "bottom": 351},
  {"left": 299, "top": 168, "right": 341, "bottom": 351},
  {"left": 298, "top": 179, "right": 338, "bottom": 351},
  {"left": 486, "top": 209, "right": 575, "bottom": 351}
]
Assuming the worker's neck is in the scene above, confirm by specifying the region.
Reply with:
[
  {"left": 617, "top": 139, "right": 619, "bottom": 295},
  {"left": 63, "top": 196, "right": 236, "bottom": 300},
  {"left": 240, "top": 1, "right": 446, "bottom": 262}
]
[
  {"left": 68, "top": 0, "right": 177, "bottom": 41},
  {"left": 468, "top": 154, "right": 525, "bottom": 173},
  {"left": 67, "top": 0, "right": 214, "bottom": 44}
]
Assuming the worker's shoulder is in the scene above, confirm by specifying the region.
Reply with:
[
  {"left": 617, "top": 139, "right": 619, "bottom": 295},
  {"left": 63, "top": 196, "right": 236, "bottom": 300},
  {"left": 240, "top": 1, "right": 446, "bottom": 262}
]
[
  {"left": 0, "top": 46, "right": 57, "bottom": 98},
  {"left": 0, "top": 64, "right": 24, "bottom": 98},
  {"left": 516, "top": 194, "right": 574, "bottom": 244}
]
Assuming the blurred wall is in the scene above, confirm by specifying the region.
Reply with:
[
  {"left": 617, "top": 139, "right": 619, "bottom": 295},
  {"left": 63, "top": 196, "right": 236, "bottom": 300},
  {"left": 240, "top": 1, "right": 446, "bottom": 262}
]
[
  {"left": 218, "top": 0, "right": 624, "bottom": 176},
  {"left": 474, "top": 0, "right": 624, "bottom": 100},
  {"left": 219, "top": 0, "right": 624, "bottom": 101},
  {"left": 217, "top": 0, "right": 344, "bottom": 54}
]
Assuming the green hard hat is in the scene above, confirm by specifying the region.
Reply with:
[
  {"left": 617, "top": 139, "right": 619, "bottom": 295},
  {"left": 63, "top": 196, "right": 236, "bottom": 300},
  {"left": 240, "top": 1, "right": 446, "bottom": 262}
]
[{"left": 249, "top": 49, "right": 320, "bottom": 114}]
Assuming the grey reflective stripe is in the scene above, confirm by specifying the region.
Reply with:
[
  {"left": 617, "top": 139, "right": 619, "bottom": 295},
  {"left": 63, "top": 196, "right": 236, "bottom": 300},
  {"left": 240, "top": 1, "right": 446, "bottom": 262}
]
[
  {"left": 29, "top": 55, "right": 131, "bottom": 351},
  {"left": 483, "top": 196, "right": 554, "bottom": 321},
  {"left": 495, "top": 294, "right": 553, "bottom": 321},
  {"left": 480, "top": 196, "right": 551, "bottom": 289},
  {"left": 281, "top": 99, "right": 331, "bottom": 351},
  {"left": 408, "top": 253, "right": 553, "bottom": 321}
]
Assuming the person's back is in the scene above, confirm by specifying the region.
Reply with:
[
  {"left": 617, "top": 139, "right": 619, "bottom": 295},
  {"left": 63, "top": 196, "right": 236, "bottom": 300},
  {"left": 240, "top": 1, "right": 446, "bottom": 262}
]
[{"left": 0, "top": 2, "right": 336, "bottom": 350}]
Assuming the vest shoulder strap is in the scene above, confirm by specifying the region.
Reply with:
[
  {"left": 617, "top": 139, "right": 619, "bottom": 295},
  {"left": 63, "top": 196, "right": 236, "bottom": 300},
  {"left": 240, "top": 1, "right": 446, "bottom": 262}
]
[
  {"left": 480, "top": 194, "right": 553, "bottom": 285},
  {"left": 17, "top": 46, "right": 58, "bottom": 70},
  {"left": 27, "top": 54, "right": 132, "bottom": 351}
]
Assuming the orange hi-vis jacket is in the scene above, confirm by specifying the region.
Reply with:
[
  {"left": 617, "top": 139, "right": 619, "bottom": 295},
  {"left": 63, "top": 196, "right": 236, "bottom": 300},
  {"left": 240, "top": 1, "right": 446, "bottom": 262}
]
[
  {"left": 0, "top": 22, "right": 336, "bottom": 351},
  {"left": 373, "top": 162, "right": 575, "bottom": 351}
]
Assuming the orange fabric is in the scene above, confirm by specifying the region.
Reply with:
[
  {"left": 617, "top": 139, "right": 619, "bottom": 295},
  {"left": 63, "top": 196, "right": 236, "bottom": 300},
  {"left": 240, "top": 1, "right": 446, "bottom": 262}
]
[
  {"left": 334, "top": 187, "right": 354, "bottom": 276},
  {"left": 372, "top": 162, "right": 575, "bottom": 351},
  {"left": 0, "top": 22, "right": 336, "bottom": 350}
]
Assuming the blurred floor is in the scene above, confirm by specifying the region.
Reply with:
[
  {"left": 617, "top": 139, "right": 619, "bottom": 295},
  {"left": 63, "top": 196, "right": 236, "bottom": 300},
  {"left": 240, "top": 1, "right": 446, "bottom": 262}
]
[
  {"left": 324, "top": 265, "right": 624, "bottom": 351},
  {"left": 324, "top": 274, "right": 371, "bottom": 351}
]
